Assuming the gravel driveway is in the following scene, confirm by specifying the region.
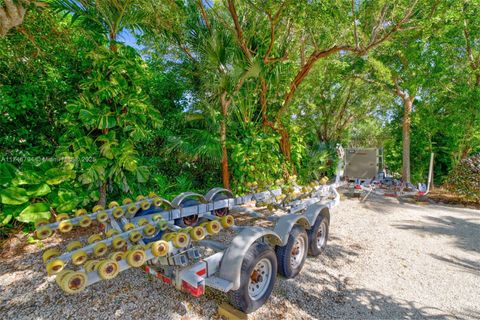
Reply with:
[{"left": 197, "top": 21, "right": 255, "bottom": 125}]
[{"left": 1, "top": 193, "right": 479, "bottom": 319}]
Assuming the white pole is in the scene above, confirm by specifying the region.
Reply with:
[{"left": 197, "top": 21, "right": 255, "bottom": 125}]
[{"left": 425, "top": 153, "right": 434, "bottom": 195}]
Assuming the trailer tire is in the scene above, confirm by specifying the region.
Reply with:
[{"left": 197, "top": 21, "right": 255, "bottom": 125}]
[
  {"left": 211, "top": 193, "right": 231, "bottom": 217},
  {"left": 275, "top": 225, "right": 308, "bottom": 278},
  {"left": 231, "top": 242, "right": 277, "bottom": 314},
  {"left": 174, "top": 198, "right": 200, "bottom": 228},
  {"left": 307, "top": 211, "right": 329, "bottom": 256}
]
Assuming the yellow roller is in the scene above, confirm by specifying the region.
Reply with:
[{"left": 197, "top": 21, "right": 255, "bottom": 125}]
[
  {"left": 161, "top": 232, "right": 176, "bottom": 242},
  {"left": 137, "top": 218, "right": 149, "bottom": 226},
  {"left": 66, "top": 241, "right": 82, "bottom": 252},
  {"left": 220, "top": 215, "right": 235, "bottom": 228},
  {"left": 125, "top": 249, "right": 146, "bottom": 267},
  {"left": 112, "top": 236, "right": 126, "bottom": 250},
  {"left": 60, "top": 271, "right": 87, "bottom": 294},
  {"left": 152, "top": 197, "right": 163, "bottom": 207},
  {"left": 42, "top": 248, "right": 60, "bottom": 263},
  {"left": 55, "top": 269, "right": 72, "bottom": 286},
  {"left": 122, "top": 198, "right": 132, "bottom": 205},
  {"left": 75, "top": 208, "right": 87, "bottom": 217},
  {"left": 108, "top": 201, "right": 119, "bottom": 209},
  {"left": 140, "top": 200, "right": 151, "bottom": 210},
  {"left": 83, "top": 260, "right": 99, "bottom": 273},
  {"left": 105, "top": 229, "right": 119, "bottom": 237},
  {"left": 93, "top": 243, "right": 108, "bottom": 257},
  {"left": 135, "top": 195, "right": 145, "bottom": 201},
  {"left": 157, "top": 220, "right": 168, "bottom": 231},
  {"left": 109, "top": 251, "right": 124, "bottom": 262},
  {"left": 112, "top": 207, "right": 124, "bottom": 219},
  {"left": 129, "top": 231, "right": 142, "bottom": 243},
  {"left": 55, "top": 213, "right": 69, "bottom": 222},
  {"left": 79, "top": 216, "right": 92, "bottom": 228},
  {"left": 143, "top": 224, "right": 156, "bottom": 237},
  {"left": 150, "top": 240, "right": 169, "bottom": 257},
  {"left": 129, "top": 244, "right": 145, "bottom": 250},
  {"left": 96, "top": 211, "right": 109, "bottom": 223},
  {"left": 172, "top": 232, "right": 190, "bottom": 248},
  {"left": 123, "top": 223, "right": 135, "bottom": 231},
  {"left": 46, "top": 259, "right": 65, "bottom": 275},
  {"left": 58, "top": 220, "right": 73, "bottom": 233},
  {"left": 71, "top": 251, "right": 88, "bottom": 265},
  {"left": 151, "top": 214, "right": 163, "bottom": 222},
  {"left": 202, "top": 220, "right": 221, "bottom": 235},
  {"left": 87, "top": 234, "right": 102, "bottom": 244},
  {"left": 36, "top": 225, "right": 53, "bottom": 240},
  {"left": 92, "top": 205, "right": 104, "bottom": 213},
  {"left": 179, "top": 227, "right": 192, "bottom": 234},
  {"left": 97, "top": 259, "right": 120, "bottom": 280},
  {"left": 190, "top": 226, "right": 206, "bottom": 241},
  {"left": 34, "top": 219, "right": 49, "bottom": 229},
  {"left": 148, "top": 191, "right": 157, "bottom": 198},
  {"left": 127, "top": 203, "right": 138, "bottom": 215}
]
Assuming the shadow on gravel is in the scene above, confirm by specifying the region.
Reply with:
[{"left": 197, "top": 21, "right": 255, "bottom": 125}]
[
  {"left": 288, "top": 269, "right": 453, "bottom": 320},
  {"left": 393, "top": 216, "right": 480, "bottom": 253},
  {"left": 430, "top": 254, "right": 480, "bottom": 275}
]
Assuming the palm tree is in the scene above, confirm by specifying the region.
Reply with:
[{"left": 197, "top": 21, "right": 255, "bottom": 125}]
[{"left": 53, "top": 0, "right": 146, "bottom": 51}]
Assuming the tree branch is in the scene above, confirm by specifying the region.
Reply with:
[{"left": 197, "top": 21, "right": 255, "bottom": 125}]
[
  {"left": 197, "top": 0, "right": 211, "bottom": 31},
  {"left": 277, "top": 45, "right": 347, "bottom": 122},
  {"left": 462, "top": 11, "right": 478, "bottom": 70},
  {"left": 227, "top": 0, "right": 252, "bottom": 60},
  {"left": 263, "top": 0, "right": 289, "bottom": 63},
  {"left": 352, "top": 0, "right": 359, "bottom": 50}
]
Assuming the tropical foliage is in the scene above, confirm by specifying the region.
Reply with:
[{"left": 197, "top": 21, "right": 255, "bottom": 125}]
[{"left": 1, "top": 0, "right": 479, "bottom": 235}]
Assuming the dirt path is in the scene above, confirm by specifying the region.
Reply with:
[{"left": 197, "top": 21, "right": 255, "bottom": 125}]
[{"left": 1, "top": 194, "right": 479, "bottom": 319}]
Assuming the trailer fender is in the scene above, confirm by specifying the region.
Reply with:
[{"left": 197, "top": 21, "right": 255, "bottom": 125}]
[
  {"left": 171, "top": 192, "right": 207, "bottom": 208},
  {"left": 219, "top": 226, "right": 282, "bottom": 290},
  {"left": 273, "top": 214, "right": 311, "bottom": 246},
  {"left": 304, "top": 203, "right": 330, "bottom": 226},
  {"left": 204, "top": 188, "right": 234, "bottom": 202}
]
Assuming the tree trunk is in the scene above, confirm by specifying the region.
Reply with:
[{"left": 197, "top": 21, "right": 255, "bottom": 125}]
[
  {"left": 220, "top": 93, "right": 231, "bottom": 189},
  {"left": 0, "top": 0, "right": 30, "bottom": 37},
  {"left": 98, "top": 182, "right": 107, "bottom": 207},
  {"left": 402, "top": 98, "right": 413, "bottom": 182},
  {"left": 279, "top": 127, "right": 292, "bottom": 162},
  {"left": 109, "top": 32, "right": 117, "bottom": 52}
]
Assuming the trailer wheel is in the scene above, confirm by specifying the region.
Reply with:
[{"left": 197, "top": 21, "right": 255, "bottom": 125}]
[
  {"left": 275, "top": 225, "right": 308, "bottom": 278},
  {"left": 175, "top": 198, "right": 200, "bottom": 227},
  {"left": 211, "top": 193, "right": 231, "bottom": 217},
  {"left": 231, "top": 242, "right": 277, "bottom": 314},
  {"left": 307, "top": 211, "right": 329, "bottom": 256}
]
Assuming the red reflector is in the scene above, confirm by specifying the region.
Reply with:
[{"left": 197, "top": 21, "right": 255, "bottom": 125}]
[
  {"left": 196, "top": 269, "right": 206, "bottom": 276},
  {"left": 182, "top": 280, "right": 204, "bottom": 297}
]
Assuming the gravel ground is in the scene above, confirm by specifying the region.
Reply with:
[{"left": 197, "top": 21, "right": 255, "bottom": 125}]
[{"left": 1, "top": 192, "right": 479, "bottom": 319}]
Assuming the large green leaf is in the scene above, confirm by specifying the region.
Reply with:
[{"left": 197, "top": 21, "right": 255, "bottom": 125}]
[
  {"left": 98, "top": 114, "right": 117, "bottom": 129},
  {"left": 0, "top": 214, "right": 13, "bottom": 227},
  {"left": 136, "top": 166, "right": 150, "bottom": 183},
  {"left": 45, "top": 168, "right": 75, "bottom": 185},
  {"left": 0, "top": 163, "right": 17, "bottom": 186},
  {"left": 12, "top": 170, "right": 42, "bottom": 186},
  {"left": 56, "top": 200, "right": 79, "bottom": 213},
  {"left": 0, "top": 187, "right": 29, "bottom": 205},
  {"left": 17, "top": 203, "right": 51, "bottom": 223},
  {"left": 26, "top": 183, "right": 52, "bottom": 197}
]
